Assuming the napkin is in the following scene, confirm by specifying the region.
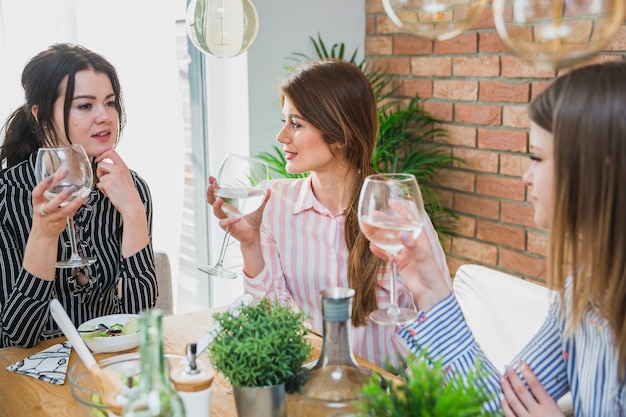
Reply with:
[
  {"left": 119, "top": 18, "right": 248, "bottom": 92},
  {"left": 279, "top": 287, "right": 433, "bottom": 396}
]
[{"left": 6, "top": 341, "right": 72, "bottom": 385}]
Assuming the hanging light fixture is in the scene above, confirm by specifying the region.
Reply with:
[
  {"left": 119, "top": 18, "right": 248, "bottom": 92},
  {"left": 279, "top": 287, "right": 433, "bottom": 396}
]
[
  {"left": 186, "top": 0, "right": 259, "bottom": 58},
  {"left": 493, "top": 0, "right": 626, "bottom": 69},
  {"left": 382, "top": 0, "right": 488, "bottom": 41}
]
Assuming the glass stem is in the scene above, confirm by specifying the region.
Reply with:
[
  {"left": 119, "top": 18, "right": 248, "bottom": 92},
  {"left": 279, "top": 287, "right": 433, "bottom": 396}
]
[
  {"left": 213, "top": 228, "right": 231, "bottom": 270},
  {"left": 66, "top": 217, "right": 82, "bottom": 261},
  {"left": 387, "top": 252, "right": 401, "bottom": 316}
]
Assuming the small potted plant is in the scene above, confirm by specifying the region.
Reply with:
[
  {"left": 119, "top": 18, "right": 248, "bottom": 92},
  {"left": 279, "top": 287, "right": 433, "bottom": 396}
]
[
  {"left": 207, "top": 298, "right": 313, "bottom": 417},
  {"left": 354, "top": 350, "right": 498, "bottom": 417}
]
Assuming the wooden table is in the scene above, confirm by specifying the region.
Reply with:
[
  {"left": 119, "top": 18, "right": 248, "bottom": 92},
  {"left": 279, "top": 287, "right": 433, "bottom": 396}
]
[{"left": 0, "top": 308, "right": 397, "bottom": 417}]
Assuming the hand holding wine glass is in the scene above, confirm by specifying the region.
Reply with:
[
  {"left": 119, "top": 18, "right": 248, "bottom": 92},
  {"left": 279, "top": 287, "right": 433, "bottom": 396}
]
[
  {"left": 358, "top": 173, "right": 425, "bottom": 326},
  {"left": 199, "top": 153, "right": 268, "bottom": 279},
  {"left": 35, "top": 144, "right": 96, "bottom": 268}
]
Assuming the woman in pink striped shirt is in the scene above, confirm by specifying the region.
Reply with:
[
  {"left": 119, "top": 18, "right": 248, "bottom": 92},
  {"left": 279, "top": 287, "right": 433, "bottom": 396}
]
[{"left": 207, "top": 59, "right": 450, "bottom": 371}]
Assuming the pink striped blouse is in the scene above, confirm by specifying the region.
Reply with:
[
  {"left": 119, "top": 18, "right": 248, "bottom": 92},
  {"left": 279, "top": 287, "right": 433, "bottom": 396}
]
[{"left": 243, "top": 177, "right": 450, "bottom": 370}]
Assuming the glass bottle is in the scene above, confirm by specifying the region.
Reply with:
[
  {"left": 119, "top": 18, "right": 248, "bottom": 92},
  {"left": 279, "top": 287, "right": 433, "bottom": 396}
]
[
  {"left": 287, "top": 287, "right": 375, "bottom": 417},
  {"left": 122, "top": 309, "right": 186, "bottom": 417}
]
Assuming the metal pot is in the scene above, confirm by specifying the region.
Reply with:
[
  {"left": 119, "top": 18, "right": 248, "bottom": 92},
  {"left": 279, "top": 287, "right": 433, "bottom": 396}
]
[{"left": 233, "top": 383, "right": 287, "bottom": 417}]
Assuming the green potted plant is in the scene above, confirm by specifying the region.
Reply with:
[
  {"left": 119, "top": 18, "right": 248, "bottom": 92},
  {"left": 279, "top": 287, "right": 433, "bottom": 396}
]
[
  {"left": 354, "top": 351, "right": 498, "bottom": 416},
  {"left": 255, "top": 34, "right": 461, "bottom": 240},
  {"left": 207, "top": 298, "right": 313, "bottom": 417}
]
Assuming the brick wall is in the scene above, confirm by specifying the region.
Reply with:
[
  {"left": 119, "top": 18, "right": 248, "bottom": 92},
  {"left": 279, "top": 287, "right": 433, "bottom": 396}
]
[{"left": 364, "top": 0, "right": 626, "bottom": 284}]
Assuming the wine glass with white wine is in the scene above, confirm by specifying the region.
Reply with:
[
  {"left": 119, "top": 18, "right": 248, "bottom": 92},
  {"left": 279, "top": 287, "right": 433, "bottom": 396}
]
[
  {"left": 198, "top": 153, "right": 268, "bottom": 279},
  {"left": 34, "top": 144, "right": 95, "bottom": 268},
  {"left": 358, "top": 173, "right": 425, "bottom": 326}
]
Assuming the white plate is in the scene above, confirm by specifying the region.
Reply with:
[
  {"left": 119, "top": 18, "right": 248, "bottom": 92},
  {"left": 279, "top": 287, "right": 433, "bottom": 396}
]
[{"left": 77, "top": 314, "right": 140, "bottom": 353}]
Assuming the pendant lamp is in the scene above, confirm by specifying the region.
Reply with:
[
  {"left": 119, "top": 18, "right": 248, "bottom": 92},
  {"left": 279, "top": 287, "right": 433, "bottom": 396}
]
[
  {"left": 382, "top": 0, "right": 488, "bottom": 41},
  {"left": 493, "top": 0, "right": 626, "bottom": 69},
  {"left": 186, "top": 0, "right": 259, "bottom": 58}
]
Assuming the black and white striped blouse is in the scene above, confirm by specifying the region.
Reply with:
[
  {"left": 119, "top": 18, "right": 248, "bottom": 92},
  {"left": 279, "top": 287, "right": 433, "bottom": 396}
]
[{"left": 0, "top": 151, "right": 157, "bottom": 348}]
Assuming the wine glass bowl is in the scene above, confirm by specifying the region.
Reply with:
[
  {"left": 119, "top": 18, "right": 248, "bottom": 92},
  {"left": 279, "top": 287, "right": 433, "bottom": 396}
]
[
  {"left": 35, "top": 145, "right": 96, "bottom": 268},
  {"left": 358, "top": 173, "right": 424, "bottom": 326},
  {"left": 198, "top": 153, "right": 268, "bottom": 279}
]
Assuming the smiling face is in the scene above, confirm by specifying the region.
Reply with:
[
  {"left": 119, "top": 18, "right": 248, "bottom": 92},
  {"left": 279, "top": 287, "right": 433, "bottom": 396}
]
[
  {"left": 51, "top": 70, "right": 118, "bottom": 157},
  {"left": 276, "top": 97, "right": 344, "bottom": 175},
  {"left": 523, "top": 122, "right": 555, "bottom": 230}
]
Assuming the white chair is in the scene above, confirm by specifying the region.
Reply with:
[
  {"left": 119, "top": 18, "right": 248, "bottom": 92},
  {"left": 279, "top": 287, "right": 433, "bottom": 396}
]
[
  {"left": 454, "top": 264, "right": 573, "bottom": 416},
  {"left": 154, "top": 251, "right": 173, "bottom": 315}
]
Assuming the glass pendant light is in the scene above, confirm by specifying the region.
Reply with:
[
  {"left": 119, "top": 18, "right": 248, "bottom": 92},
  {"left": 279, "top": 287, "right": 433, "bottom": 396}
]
[
  {"left": 493, "top": 0, "right": 626, "bottom": 69},
  {"left": 186, "top": 0, "right": 259, "bottom": 58},
  {"left": 382, "top": 0, "right": 488, "bottom": 41}
]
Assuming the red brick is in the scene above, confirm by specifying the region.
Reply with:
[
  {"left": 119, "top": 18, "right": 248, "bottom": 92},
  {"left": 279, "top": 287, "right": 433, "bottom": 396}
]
[
  {"left": 433, "top": 80, "right": 478, "bottom": 101},
  {"left": 479, "top": 31, "right": 508, "bottom": 53},
  {"left": 476, "top": 220, "right": 525, "bottom": 249},
  {"left": 443, "top": 124, "right": 476, "bottom": 147},
  {"left": 373, "top": 57, "right": 411, "bottom": 75},
  {"left": 453, "top": 148, "right": 498, "bottom": 173},
  {"left": 434, "top": 168, "right": 475, "bottom": 192},
  {"left": 480, "top": 81, "right": 529, "bottom": 103},
  {"left": 527, "top": 230, "right": 549, "bottom": 257},
  {"left": 500, "top": 153, "right": 531, "bottom": 177},
  {"left": 455, "top": 103, "right": 501, "bottom": 125},
  {"left": 447, "top": 214, "right": 476, "bottom": 238},
  {"left": 502, "top": 105, "right": 530, "bottom": 129},
  {"left": 606, "top": 25, "right": 626, "bottom": 50},
  {"left": 376, "top": 16, "right": 404, "bottom": 35},
  {"left": 499, "top": 248, "right": 547, "bottom": 280},
  {"left": 501, "top": 201, "right": 535, "bottom": 228},
  {"left": 392, "top": 79, "right": 429, "bottom": 99},
  {"left": 471, "top": 6, "right": 495, "bottom": 29},
  {"left": 366, "top": 0, "right": 385, "bottom": 13},
  {"left": 366, "top": 36, "right": 393, "bottom": 55},
  {"left": 434, "top": 33, "right": 478, "bottom": 54},
  {"left": 411, "top": 56, "right": 452, "bottom": 77},
  {"left": 423, "top": 101, "right": 454, "bottom": 122},
  {"left": 478, "top": 128, "right": 527, "bottom": 152},
  {"left": 451, "top": 236, "right": 498, "bottom": 264},
  {"left": 502, "top": 56, "right": 556, "bottom": 78},
  {"left": 476, "top": 175, "right": 526, "bottom": 201},
  {"left": 454, "top": 194, "right": 500, "bottom": 219},
  {"left": 453, "top": 56, "right": 500, "bottom": 77},
  {"left": 394, "top": 36, "right": 433, "bottom": 55},
  {"left": 366, "top": 15, "right": 376, "bottom": 35}
]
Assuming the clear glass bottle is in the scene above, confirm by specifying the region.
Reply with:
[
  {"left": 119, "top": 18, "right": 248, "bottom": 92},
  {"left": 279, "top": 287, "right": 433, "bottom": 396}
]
[
  {"left": 287, "top": 287, "right": 375, "bottom": 417},
  {"left": 122, "top": 309, "right": 186, "bottom": 417}
]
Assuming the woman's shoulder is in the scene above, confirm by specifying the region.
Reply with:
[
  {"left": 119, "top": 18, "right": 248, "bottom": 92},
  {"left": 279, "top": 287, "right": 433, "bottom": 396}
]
[{"left": 0, "top": 157, "right": 36, "bottom": 190}]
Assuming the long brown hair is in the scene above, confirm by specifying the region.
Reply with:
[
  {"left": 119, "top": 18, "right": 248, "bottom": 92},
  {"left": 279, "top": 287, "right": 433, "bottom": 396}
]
[
  {"left": 529, "top": 61, "right": 626, "bottom": 379},
  {"left": 279, "top": 60, "right": 382, "bottom": 326},
  {"left": 0, "top": 43, "right": 125, "bottom": 168}
]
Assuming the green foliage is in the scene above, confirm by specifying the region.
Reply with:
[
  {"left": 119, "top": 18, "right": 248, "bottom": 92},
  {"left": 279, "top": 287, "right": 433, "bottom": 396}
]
[
  {"left": 256, "top": 34, "right": 461, "bottom": 239},
  {"left": 207, "top": 298, "right": 313, "bottom": 387},
  {"left": 354, "top": 352, "right": 499, "bottom": 417}
]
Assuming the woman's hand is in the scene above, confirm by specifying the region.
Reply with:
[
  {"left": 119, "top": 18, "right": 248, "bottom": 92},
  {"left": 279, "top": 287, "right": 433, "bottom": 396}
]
[
  {"left": 206, "top": 175, "right": 270, "bottom": 247},
  {"left": 95, "top": 149, "right": 143, "bottom": 216},
  {"left": 24, "top": 172, "right": 89, "bottom": 280},
  {"left": 369, "top": 230, "right": 451, "bottom": 311},
  {"left": 96, "top": 149, "right": 148, "bottom": 257},
  {"left": 501, "top": 361, "right": 565, "bottom": 417}
]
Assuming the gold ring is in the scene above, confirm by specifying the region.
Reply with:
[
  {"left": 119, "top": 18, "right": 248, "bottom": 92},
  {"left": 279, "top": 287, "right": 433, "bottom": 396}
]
[{"left": 40, "top": 203, "right": 51, "bottom": 216}]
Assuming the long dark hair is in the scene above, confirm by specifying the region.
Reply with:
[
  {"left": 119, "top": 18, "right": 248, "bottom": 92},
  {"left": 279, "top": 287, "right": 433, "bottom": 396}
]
[
  {"left": 529, "top": 61, "right": 626, "bottom": 379},
  {"left": 279, "top": 60, "right": 382, "bottom": 327},
  {"left": 0, "top": 43, "right": 125, "bottom": 167}
]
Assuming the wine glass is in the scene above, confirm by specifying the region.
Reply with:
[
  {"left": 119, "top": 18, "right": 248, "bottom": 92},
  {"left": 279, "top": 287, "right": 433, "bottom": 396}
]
[
  {"left": 198, "top": 153, "right": 268, "bottom": 279},
  {"left": 34, "top": 144, "right": 96, "bottom": 268},
  {"left": 358, "top": 173, "right": 425, "bottom": 326}
]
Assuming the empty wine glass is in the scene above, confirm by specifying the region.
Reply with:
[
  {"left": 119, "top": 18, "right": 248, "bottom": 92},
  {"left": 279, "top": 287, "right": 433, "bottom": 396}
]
[
  {"left": 198, "top": 153, "right": 268, "bottom": 279},
  {"left": 34, "top": 144, "right": 96, "bottom": 268},
  {"left": 358, "top": 173, "right": 425, "bottom": 326}
]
